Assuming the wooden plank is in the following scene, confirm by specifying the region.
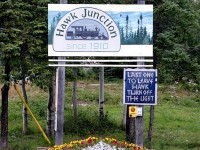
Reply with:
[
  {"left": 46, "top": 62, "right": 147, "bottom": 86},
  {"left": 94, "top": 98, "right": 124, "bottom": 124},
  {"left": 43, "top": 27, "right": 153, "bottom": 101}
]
[
  {"left": 48, "top": 59, "right": 153, "bottom": 63},
  {"left": 49, "top": 64, "right": 153, "bottom": 68}
]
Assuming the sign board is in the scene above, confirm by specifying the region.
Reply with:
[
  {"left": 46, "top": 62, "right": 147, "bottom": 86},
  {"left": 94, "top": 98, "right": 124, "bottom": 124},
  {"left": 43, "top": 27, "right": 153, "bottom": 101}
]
[
  {"left": 48, "top": 4, "right": 153, "bottom": 57},
  {"left": 123, "top": 69, "right": 157, "bottom": 105}
]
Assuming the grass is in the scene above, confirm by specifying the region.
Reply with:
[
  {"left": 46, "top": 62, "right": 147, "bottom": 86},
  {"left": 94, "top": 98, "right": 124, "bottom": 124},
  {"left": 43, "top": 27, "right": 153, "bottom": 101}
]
[{"left": 0, "top": 81, "right": 200, "bottom": 149}]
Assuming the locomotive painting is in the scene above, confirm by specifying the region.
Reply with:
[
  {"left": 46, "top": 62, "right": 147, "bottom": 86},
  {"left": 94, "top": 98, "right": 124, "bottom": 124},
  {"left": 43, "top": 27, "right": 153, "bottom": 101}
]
[
  {"left": 66, "top": 26, "right": 108, "bottom": 40},
  {"left": 65, "top": 19, "right": 109, "bottom": 40}
]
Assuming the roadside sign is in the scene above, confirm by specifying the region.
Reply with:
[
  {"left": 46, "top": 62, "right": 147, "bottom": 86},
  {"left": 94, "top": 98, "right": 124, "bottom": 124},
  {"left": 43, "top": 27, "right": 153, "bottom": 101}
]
[
  {"left": 123, "top": 69, "right": 157, "bottom": 105},
  {"left": 48, "top": 4, "right": 153, "bottom": 57}
]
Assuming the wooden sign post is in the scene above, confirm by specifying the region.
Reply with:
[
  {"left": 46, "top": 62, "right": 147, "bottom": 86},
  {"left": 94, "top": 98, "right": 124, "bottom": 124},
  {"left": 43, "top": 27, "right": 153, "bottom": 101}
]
[
  {"left": 55, "top": 0, "right": 67, "bottom": 146},
  {"left": 99, "top": 67, "right": 104, "bottom": 117},
  {"left": 136, "top": 0, "right": 145, "bottom": 147},
  {"left": 55, "top": 57, "right": 65, "bottom": 145}
]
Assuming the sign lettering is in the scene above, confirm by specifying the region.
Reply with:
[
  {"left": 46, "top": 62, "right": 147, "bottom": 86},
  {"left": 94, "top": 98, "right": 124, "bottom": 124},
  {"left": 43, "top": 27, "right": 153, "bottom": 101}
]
[{"left": 123, "top": 69, "right": 157, "bottom": 105}]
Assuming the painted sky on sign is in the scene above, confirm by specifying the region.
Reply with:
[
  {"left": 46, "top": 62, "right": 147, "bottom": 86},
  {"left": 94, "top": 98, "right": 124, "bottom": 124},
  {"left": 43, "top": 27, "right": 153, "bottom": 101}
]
[{"left": 48, "top": 10, "right": 153, "bottom": 36}]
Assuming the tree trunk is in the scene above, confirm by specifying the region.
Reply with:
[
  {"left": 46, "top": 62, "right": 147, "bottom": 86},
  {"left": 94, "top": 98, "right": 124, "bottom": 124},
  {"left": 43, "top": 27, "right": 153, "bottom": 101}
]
[
  {"left": 46, "top": 75, "right": 56, "bottom": 137},
  {"left": 19, "top": 43, "right": 29, "bottom": 134},
  {"left": 72, "top": 68, "right": 78, "bottom": 119},
  {"left": 0, "top": 61, "right": 10, "bottom": 148},
  {"left": 1, "top": 85, "right": 9, "bottom": 148},
  {"left": 21, "top": 78, "right": 28, "bottom": 134},
  {"left": 122, "top": 104, "right": 127, "bottom": 129}
]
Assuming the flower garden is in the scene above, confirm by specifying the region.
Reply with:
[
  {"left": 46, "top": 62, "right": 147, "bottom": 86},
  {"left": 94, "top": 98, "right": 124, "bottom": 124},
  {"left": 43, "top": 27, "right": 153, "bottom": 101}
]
[{"left": 48, "top": 137, "right": 147, "bottom": 150}]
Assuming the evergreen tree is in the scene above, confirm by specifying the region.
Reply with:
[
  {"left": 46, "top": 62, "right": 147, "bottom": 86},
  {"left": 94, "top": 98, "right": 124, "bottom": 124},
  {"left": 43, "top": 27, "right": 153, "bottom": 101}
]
[
  {"left": 0, "top": 0, "right": 21, "bottom": 147},
  {"left": 0, "top": 0, "right": 53, "bottom": 145},
  {"left": 154, "top": 0, "right": 200, "bottom": 83}
]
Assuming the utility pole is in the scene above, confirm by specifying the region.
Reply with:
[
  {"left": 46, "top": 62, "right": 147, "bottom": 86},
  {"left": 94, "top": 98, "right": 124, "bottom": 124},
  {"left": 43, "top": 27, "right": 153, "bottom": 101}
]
[{"left": 55, "top": 0, "right": 67, "bottom": 145}]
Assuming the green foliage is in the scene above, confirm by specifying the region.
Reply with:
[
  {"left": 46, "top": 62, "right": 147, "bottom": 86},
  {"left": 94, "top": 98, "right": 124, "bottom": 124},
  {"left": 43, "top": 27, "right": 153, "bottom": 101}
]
[
  {"left": 65, "top": 67, "right": 87, "bottom": 81},
  {"left": 0, "top": 1, "right": 21, "bottom": 71},
  {"left": 84, "top": 68, "right": 99, "bottom": 80},
  {"left": 69, "top": 0, "right": 133, "bottom": 4},
  {"left": 91, "top": 67, "right": 124, "bottom": 81},
  {"left": 104, "top": 68, "right": 123, "bottom": 80},
  {"left": 0, "top": 0, "right": 53, "bottom": 89},
  {"left": 154, "top": 0, "right": 200, "bottom": 84}
]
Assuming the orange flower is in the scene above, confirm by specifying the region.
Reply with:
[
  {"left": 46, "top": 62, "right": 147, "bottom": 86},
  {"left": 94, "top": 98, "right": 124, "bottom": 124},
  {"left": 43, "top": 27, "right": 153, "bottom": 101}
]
[{"left": 121, "top": 141, "right": 126, "bottom": 147}]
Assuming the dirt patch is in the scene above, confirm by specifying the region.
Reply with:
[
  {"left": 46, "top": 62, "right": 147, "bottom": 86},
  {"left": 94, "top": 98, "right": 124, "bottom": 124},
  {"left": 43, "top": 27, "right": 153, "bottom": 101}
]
[{"left": 78, "top": 100, "right": 90, "bottom": 106}]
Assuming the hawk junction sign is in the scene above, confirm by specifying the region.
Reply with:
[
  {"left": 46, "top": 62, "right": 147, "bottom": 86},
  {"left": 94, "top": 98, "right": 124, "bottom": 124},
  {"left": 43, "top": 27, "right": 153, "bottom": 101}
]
[{"left": 48, "top": 4, "right": 153, "bottom": 57}]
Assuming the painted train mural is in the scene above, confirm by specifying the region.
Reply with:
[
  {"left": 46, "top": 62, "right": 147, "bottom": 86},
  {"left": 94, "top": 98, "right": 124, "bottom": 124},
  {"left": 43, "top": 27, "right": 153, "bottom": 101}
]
[
  {"left": 48, "top": 11, "right": 153, "bottom": 45},
  {"left": 66, "top": 26, "right": 108, "bottom": 40}
]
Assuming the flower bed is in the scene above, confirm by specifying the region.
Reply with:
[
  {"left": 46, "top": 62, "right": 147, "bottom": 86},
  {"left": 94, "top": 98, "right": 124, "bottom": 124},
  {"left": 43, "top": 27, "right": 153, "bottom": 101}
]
[{"left": 48, "top": 137, "right": 147, "bottom": 150}]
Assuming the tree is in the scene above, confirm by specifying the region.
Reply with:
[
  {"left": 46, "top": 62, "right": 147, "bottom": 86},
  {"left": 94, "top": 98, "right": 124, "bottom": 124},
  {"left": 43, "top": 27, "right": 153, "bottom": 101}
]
[
  {"left": 0, "top": 61, "right": 10, "bottom": 148},
  {"left": 27, "top": 0, "right": 56, "bottom": 137},
  {"left": 154, "top": 0, "right": 200, "bottom": 84},
  {"left": 0, "top": 0, "right": 22, "bottom": 147},
  {"left": 0, "top": 0, "right": 53, "bottom": 142},
  {"left": 149, "top": 2, "right": 200, "bottom": 148},
  {"left": 12, "top": 0, "right": 51, "bottom": 134}
]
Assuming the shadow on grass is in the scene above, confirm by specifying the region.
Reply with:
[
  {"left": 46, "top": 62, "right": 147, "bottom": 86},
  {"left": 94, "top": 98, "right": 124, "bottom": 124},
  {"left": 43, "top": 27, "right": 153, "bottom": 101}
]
[
  {"left": 64, "top": 106, "right": 122, "bottom": 137},
  {"left": 159, "top": 142, "right": 200, "bottom": 150}
]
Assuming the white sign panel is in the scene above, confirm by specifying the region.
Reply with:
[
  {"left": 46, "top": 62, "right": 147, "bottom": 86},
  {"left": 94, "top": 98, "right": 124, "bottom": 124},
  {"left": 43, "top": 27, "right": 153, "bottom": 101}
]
[{"left": 48, "top": 4, "right": 153, "bottom": 57}]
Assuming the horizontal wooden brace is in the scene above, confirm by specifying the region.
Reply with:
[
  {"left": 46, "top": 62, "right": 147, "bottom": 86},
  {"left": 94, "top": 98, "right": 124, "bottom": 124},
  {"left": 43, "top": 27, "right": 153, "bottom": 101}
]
[
  {"left": 48, "top": 59, "right": 153, "bottom": 63},
  {"left": 48, "top": 64, "right": 153, "bottom": 68}
]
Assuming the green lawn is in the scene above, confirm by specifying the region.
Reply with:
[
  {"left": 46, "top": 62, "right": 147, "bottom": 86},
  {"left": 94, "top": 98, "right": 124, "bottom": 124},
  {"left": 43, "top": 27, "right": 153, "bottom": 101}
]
[{"left": 2, "top": 82, "right": 200, "bottom": 149}]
